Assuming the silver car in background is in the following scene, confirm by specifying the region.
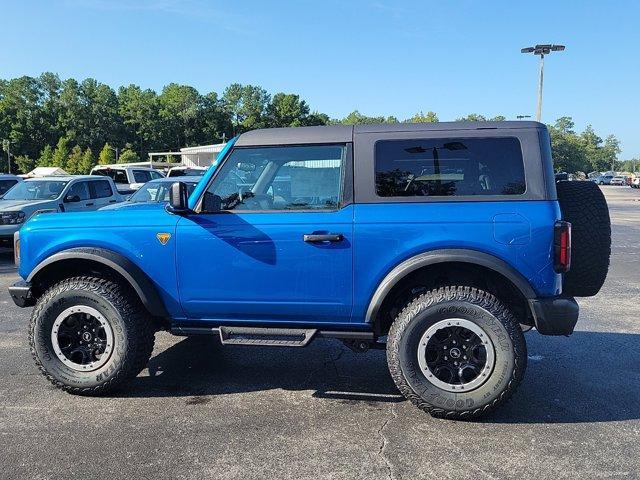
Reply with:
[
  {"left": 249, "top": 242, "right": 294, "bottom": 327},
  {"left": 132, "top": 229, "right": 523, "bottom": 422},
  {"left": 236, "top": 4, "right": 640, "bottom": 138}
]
[{"left": 0, "top": 176, "right": 122, "bottom": 246}]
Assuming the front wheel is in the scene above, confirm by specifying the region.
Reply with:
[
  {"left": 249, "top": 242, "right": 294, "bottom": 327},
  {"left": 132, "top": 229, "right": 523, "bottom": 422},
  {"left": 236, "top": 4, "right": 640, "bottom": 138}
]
[
  {"left": 29, "top": 276, "right": 156, "bottom": 395},
  {"left": 387, "top": 286, "right": 527, "bottom": 420}
]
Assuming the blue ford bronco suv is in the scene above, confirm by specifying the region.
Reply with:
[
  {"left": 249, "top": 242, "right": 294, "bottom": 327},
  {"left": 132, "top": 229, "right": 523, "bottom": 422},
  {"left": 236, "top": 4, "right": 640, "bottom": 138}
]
[{"left": 10, "top": 122, "right": 611, "bottom": 419}]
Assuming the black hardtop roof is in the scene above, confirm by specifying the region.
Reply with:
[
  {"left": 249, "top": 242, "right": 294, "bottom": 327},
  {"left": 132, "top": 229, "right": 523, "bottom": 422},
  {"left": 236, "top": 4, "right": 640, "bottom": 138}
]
[{"left": 235, "top": 121, "right": 545, "bottom": 147}]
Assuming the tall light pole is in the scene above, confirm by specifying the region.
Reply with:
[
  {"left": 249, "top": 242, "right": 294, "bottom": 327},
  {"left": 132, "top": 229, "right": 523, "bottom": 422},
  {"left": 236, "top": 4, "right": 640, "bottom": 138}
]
[
  {"left": 521, "top": 44, "right": 565, "bottom": 122},
  {"left": 108, "top": 145, "right": 119, "bottom": 163}
]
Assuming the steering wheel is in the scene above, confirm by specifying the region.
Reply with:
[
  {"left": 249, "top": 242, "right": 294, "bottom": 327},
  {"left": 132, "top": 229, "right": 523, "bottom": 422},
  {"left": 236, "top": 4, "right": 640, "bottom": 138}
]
[{"left": 237, "top": 192, "right": 274, "bottom": 210}]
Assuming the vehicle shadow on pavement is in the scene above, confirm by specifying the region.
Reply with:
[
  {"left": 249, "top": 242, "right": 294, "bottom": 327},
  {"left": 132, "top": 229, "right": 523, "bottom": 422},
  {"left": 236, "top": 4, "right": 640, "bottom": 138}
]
[
  {"left": 122, "top": 335, "right": 404, "bottom": 404},
  {"left": 485, "top": 331, "right": 640, "bottom": 424},
  {"left": 118, "top": 330, "right": 640, "bottom": 423}
]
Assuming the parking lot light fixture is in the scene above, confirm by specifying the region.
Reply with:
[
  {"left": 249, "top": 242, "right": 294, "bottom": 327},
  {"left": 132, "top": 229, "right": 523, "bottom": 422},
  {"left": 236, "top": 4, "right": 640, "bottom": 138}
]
[{"left": 521, "top": 44, "right": 565, "bottom": 122}]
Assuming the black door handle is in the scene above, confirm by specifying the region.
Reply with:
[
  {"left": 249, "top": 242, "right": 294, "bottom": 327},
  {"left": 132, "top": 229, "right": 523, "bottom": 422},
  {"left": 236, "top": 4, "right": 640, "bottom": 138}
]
[
  {"left": 85, "top": 202, "right": 94, "bottom": 206},
  {"left": 303, "top": 233, "right": 344, "bottom": 243}
]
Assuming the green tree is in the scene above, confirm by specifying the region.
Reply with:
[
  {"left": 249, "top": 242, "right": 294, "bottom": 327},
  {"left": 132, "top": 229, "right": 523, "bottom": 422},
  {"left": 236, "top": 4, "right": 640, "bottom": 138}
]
[
  {"left": 406, "top": 111, "right": 439, "bottom": 123},
  {"left": 98, "top": 143, "right": 115, "bottom": 165},
  {"left": 266, "top": 93, "right": 310, "bottom": 127},
  {"left": 58, "top": 78, "right": 121, "bottom": 153},
  {"left": 15, "top": 155, "right": 36, "bottom": 174},
  {"left": 303, "top": 112, "right": 330, "bottom": 126},
  {"left": 52, "top": 136, "right": 71, "bottom": 168},
  {"left": 554, "top": 116, "right": 575, "bottom": 134},
  {"left": 118, "top": 84, "right": 162, "bottom": 155},
  {"left": 456, "top": 113, "right": 487, "bottom": 122},
  {"left": 65, "top": 145, "right": 83, "bottom": 174},
  {"left": 548, "top": 122, "right": 589, "bottom": 173},
  {"left": 338, "top": 110, "right": 398, "bottom": 125},
  {"left": 602, "top": 135, "right": 621, "bottom": 172},
  {"left": 222, "top": 83, "right": 270, "bottom": 134},
  {"left": 79, "top": 148, "right": 96, "bottom": 174},
  {"left": 200, "top": 91, "right": 233, "bottom": 143},
  {"left": 118, "top": 147, "right": 140, "bottom": 164},
  {"left": 158, "top": 83, "right": 204, "bottom": 149},
  {"left": 37, "top": 144, "right": 54, "bottom": 167}
]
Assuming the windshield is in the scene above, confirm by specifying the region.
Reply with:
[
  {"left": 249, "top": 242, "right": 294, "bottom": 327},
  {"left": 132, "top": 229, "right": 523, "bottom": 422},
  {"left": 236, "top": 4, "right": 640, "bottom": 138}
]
[
  {"left": 2, "top": 180, "right": 69, "bottom": 200},
  {"left": 128, "top": 181, "right": 197, "bottom": 203},
  {"left": 0, "top": 179, "right": 19, "bottom": 196}
]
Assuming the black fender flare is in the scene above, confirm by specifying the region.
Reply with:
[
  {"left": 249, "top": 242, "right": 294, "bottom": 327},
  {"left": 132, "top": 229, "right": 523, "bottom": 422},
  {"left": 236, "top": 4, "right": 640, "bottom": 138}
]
[
  {"left": 28, "top": 247, "right": 169, "bottom": 318},
  {"left": 365, "top": 248, "right": 537, "bottom": 323}
]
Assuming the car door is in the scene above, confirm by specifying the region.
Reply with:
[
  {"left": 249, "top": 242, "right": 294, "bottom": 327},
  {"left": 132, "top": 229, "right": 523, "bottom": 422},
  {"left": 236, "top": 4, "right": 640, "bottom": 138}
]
[
  {"left": 175, "top": 143, "right": 354, "bottom": 325},
  {"left": 62, "top": 180, "right": 92, "bottom": 212},
  {"left": 89, "top": 179, "right": 120, "bottom": 208}
]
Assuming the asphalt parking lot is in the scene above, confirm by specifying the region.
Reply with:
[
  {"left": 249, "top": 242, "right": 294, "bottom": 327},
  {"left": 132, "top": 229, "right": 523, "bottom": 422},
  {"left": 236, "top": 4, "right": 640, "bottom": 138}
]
[{"left": 0, "top": 186, "right": 638, "bottom": 479}]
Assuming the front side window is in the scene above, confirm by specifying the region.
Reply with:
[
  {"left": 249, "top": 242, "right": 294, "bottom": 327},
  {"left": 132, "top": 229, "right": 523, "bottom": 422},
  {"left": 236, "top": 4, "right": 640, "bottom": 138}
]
[
  {"left": 66, "top": 181, "right": 90, "bottom": 201},
  {"left": 203, "top": 145, "right": 345, "bottom": 211},
  {"left": 375, "top": 137, "right": 525, "bottom": 197}
]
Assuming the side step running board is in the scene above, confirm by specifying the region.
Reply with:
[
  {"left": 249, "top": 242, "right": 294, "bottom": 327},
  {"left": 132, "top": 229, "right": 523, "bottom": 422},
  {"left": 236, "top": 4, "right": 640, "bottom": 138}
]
[{"left": 218, "top": 326, "right": 317, "bottom": 347}]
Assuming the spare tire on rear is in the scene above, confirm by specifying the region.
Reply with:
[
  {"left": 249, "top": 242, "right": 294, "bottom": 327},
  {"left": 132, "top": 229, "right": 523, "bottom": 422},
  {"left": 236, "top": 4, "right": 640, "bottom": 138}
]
[{"left": 556, "top": 181, "right": 611, "bottom": 297}]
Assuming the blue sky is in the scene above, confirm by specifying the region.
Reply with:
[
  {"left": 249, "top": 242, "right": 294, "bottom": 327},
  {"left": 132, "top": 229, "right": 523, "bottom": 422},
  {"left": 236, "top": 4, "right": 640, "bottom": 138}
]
[{"left": 1, "top": 0, "right": 639, "bottom": 158}]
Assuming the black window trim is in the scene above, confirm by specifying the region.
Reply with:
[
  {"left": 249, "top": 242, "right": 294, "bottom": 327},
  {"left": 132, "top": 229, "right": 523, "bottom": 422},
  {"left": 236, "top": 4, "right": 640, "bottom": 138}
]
[{"left": 193, "top": 142, "right": 353, "bottom": 214}]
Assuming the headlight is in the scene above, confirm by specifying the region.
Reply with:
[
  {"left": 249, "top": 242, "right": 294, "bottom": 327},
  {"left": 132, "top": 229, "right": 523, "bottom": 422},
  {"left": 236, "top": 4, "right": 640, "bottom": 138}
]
[{"left": 0, "top": 211, "right": 26, "bottom": 225}]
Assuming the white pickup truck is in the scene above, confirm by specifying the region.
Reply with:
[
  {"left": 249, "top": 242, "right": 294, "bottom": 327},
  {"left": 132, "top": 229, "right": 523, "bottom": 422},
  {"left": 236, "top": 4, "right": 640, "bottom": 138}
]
[{"left": 90, "top": 165, "right": 164, "bottom": 194}]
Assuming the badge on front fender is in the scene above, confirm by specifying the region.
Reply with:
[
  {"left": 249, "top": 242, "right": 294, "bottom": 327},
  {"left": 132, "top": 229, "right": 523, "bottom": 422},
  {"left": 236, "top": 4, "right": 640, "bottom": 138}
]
[{"left": 156, "top": 233, "right": 171, "bottom": 245}]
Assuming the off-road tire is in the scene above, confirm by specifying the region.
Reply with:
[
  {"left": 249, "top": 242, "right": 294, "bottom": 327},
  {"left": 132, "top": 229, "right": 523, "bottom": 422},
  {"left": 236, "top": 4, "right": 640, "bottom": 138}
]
[
  {"left": 387, "top": 286, "right": 527, "bottom": 420},
  {"left": 556, "top": 180, "right": 611, "bottom": 297},
  {"left": 29, "top": 276, "right": 156, "bottom": 395}
]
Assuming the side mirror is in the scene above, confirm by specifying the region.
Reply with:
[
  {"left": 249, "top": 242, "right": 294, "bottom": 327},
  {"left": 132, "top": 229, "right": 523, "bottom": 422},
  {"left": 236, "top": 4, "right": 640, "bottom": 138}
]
[
  {"left": 64, "top": 194, "right": 81, "bottom": 203},
  {"left": 202, "top": 191, "right": 222, "bottom": 213},
  {"left": 167, "top": 182, "right": 190, "bottom": 214}
]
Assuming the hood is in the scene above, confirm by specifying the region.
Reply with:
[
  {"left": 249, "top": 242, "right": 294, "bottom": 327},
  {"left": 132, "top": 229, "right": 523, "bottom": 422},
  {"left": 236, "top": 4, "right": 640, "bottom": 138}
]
[
  {"left": 23, "top": 204, "right": 179, "bottom": 230},
  {"left": 0, "top": 199, "right": 56, "bottom": 212},
  {"left": 99, "top": 202, "right": 166, "bottom": 211}
]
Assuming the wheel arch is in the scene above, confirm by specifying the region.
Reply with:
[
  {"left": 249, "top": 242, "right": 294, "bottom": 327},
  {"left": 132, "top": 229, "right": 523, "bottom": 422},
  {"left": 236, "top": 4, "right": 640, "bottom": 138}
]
[
  {"left": 366, "top": 249, "right": 537, "bottom": 334},
  {"left": 27, "top": 247, "right": 170, "bottom": 322}
]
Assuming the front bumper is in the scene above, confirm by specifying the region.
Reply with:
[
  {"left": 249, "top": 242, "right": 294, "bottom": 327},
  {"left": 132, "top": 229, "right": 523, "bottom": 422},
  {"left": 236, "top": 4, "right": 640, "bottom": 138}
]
[
  {"left": 529, "top": 296, "right": 579, "bottom": 336},
  {"left": 9, "top": 281, "right": 35, "bottom": 308},
  {"left": 0, "top": 224, "right": 20, "bottom": 245}
]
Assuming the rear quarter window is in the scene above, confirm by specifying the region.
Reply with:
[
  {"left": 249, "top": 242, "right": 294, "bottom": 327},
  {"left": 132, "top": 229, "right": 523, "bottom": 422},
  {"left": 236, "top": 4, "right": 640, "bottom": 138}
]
[
  {"left": 375, "top": 137, "right": 526, "bottom": 197},
  {"left": 91, "top": 180, "right": 114, "bottom": 198},
  {"left": 93, "top": 169, "right": 128, "bottom": 184}
]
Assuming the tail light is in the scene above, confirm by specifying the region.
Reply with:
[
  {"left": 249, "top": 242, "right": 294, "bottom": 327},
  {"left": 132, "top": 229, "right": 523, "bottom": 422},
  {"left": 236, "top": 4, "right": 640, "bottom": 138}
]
[{"left": 554, "top": 221, "right": 571, "bottom": 273}]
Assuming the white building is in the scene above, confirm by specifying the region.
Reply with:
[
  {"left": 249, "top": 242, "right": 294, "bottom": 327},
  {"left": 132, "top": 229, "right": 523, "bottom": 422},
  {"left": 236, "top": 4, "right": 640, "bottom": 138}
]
[
  {"left": 24, "top": 166, "right": 69, "bottom": 177},
  {"left": 179, "top": 143, "right": 226, "bottom": 167}
]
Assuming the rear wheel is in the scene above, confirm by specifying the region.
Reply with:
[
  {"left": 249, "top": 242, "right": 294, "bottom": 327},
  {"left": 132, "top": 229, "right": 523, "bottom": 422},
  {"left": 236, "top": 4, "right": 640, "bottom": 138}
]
[
  {"left": 29, "top": 276, "right": 156, "bottom": 395},
  {"left": 387, "top": 286, "right": 527, "bottom": 419}
]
